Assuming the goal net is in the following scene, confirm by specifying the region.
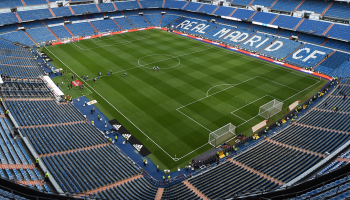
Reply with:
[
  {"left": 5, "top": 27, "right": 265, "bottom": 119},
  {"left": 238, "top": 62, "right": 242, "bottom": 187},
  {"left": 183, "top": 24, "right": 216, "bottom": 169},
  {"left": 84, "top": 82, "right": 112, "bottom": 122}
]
[
  {"left": 259, "top": 99, "right": 283, "bottom": 119},
  {"left": 208, "top": 123, "right": 236, "bottom": 147}
]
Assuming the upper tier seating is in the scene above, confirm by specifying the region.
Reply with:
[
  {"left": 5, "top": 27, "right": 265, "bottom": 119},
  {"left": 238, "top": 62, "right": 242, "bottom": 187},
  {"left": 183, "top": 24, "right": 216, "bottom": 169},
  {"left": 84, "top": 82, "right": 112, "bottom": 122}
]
[
  {"left": 174, "top": 17, "right": 202, "bottom": 32},
  {"left": 126, "top": 16, "right": 150, "bottom": 28},
  {"left": 272, "top": 15, "right": 302, "bottom": 30},
  {"left": 277, "top": 29, "right": 296, "bottom": 38},
  {"left": 26, "top": 27, "right": 57, "bottom": 43},
  {"left": 49, "top": 26, "right": 73, "bottom": 39},
  {"left": 0, "top": 24, "right": 20, "bottom": 35},
  {"left": 213, "top": 6, "right": 235, "bottom": 16},
  {"left": 260, "top": 37, "right": 302, "bottom": 59},
  {"left": 51, "top": 7, "right": 74, "bottom": 17},
  {"left": 285, "top": 43, "right": 333, "bottom": 68},
  {"left": 20, "top": 21, "right": 45, "bottom": 29},
  {"left": 0, "top": 0, "right": 23, "bottom": 9},
  {"left": 160, "top": 14, "right": 180, "bottom": 27},
  {"left": 250, "top": 11, "right": 277, "bottom": 24},
  {"left": 296, "top": 19, "right": 332, "bottom": 35},
  {"left": 231, "top": 0, "right": 253, "bottom": 6},
  {"left": 6, "top": 100, "right": 85, "bottom": 126},
  {"left": 239, "top": 33, "right": 276, "bottom": 52},
  {"left": 22, "top": 122, "right": 107, "bottom": 155},
  {"left": 65, "top": 22, "right": 96, "bottom": 37},
  {"left": 113, "top": 18, "right": 135, "bottom": 30},
  {"left": 162, "top": 182, "right": 201, "bottom": 200},
  {"left": 17, "top": 9, "right": 52, "bottom": 21},
  {"left": 143, "top": 14, "right": 162, "bottom": 27},
  {"left": 98, "top": 3, "right": 116, "bottom": 12},
  {"left": 251, "top": 0, "right": 276, "bottom": 7},
  {"left": 297, "top": 0, "right": 330, "bottom": 13},
  {"left": 0, "top": 12, "right": 19, "bottom": 26},
  {"left": 183, "top": 2, "right": 202, "bottom": 12},
  {"left": 71, "top": 4, "right": 100, "bottom": 15},
  {"left": 326, "top": 24, "right": 350, "bottom": 42},
  {"left": 324, "top": 2, "right": 350, "bottom": 20},
  {"left": 235, "top": 142, "right": 322, "bottom": 183},
  {"left": 271, "top": 0, "right": 302, "bottom": 12},
  {"left": 140, "top": 0, "right": 163, "bottom": 8},
  {"left": 0, "top": 31, "right": 35, "bottom": 46},
  {"left": 91, "top": 19, "right": 121, "bottom": 33},
  {"left": 94, "top": 177, "right": 158, "bottom": 200},
  {"left": 163, "top": 0, "right": 187, "bottom": 9},
  {"left": 23, "top": 0, "right": 48, "bottom": 6},
  {"left": 165, "top": 9, "right": 186, "bottom": 16},
  {"left": 122, "top": 10, "right": 139, "bottom": 16},
  {"left": 188, "top": 161, "right": 279, "bottom": 199},
  {"left": 1, "top": 80, "right": 52, "bottom": 99},
  {"left": 114, "top": 1, "right": 140, "bottom": 10},
  {"left": 231, "top": 8, "right": 255, "bottom": 20},
  {"left": 42, "top": 145, "right": 140, "bottom": 193},
  {"left": 197, "top": 4, "right": 217, "bottom": 14}
]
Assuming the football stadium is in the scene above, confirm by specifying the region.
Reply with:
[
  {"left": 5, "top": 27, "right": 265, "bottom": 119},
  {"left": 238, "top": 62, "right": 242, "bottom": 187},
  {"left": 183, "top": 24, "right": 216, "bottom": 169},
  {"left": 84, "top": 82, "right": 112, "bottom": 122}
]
[{"left": 0, "top": 0, "right": 348, "bottom": 199}]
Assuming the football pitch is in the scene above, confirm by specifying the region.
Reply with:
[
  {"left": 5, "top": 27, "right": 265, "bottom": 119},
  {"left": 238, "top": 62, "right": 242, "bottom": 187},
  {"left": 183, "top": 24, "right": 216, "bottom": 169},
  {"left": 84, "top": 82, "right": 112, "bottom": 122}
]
[{"left": 43, "top": 29, "right": 328, "bottom": 170}]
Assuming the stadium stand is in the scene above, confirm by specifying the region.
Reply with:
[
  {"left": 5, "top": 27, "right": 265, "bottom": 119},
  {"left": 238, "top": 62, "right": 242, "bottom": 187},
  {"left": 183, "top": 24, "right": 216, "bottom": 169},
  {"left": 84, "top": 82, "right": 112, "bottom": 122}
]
[
  {"left": 23, "top": 0, "right": 48, "bottom": 6},
  {"left": 0, "top": 31, "right": 35, "bottom": 46},
  {"left": 197, "top": 4, "right": 217, "bottom": 14},
  {"left": 188, "top": 161, "right": 279, "bottom": 199},
  {"left": 0, "top": 0, "right": 23, "bottom": 9},
  {"left": 286, "top": 43, "right": 334, "bottom": 68},
  {"left": 297, "top": 0, "right": 330, "bottom": 13},
  {"left": 98, "top": 3, "right": 116, "bottom": 12},
  {"left": 0, "top": 24, "right": 20, "bottom": 35},
  {"left": 17, "top": 9, "right": 53, "bottom": 22},
  {"left": 51, "top": 7, "right": 74, "bottom": 18},
  {"left": 296, "top": 19, "right": 332, "bottom": 35},
  {"left": 143, "top": 14, "right": 162, "bottom": 27},
  {"left": 165, "top": 9, "right": 186, "bottom": 16},
  {"left": 20, "top": 21, "right": 45, "bottom": 29},
  {"left": 140, "top": 0, "right": 163, "bottom": 8},
  {"left": 298, "top": 33, "right": 327, "bottom": 45},
  {"left": 187, "top": 22, "right": 217, "bottom": 36},
  {"left": 323, "top": 39, "right": 350, "bottom": 52},
  {"left": 250, "top": 11, "right": 278, "bottom": 24},
  {"left": 260, "top": 37, "right": 302, "bottom": 59},
  {"left": 162, "top": 182, "right": 201, "bottom": 200},
  {"left": 316, "top": 52, "right": 350, "bottom": 77},
  {"left": 277, "top": 29, "right": 296, "bottom": 38},
  {"left": 126, "top": 15, "right": 150, "bottom": 28},
  {"left": 121, "top": 10, "right": 139, "bottom": 16},
  {"left": 230, "top": 8, "right": 255, "bottom": 20},
  {"left": 1, "top": 80, "right": 52, "bottom": 99},
  {"left": 250, "top": 25, "right": 280, "bottom": 34},
  {"left": 251, "top": 0, "right": 276, "bottom": 8},
  {"left": 272, "top": 15, "right": 302, "bottom": 30},
  {"left": 220, "top": 27, "right": 256, "bottom": 46},
  {"left": 5, "top": 100, "right": 85, "bottom": 126},
  {"left": 113, "top": 17, "right": 135, "bottom": 30},
  {"left": 231, "top": 0, "right": 253, "bottom": 6},
  {"left": 91, "top": 19, "right": 121, "bottom": 33},
  {"left": 26, "top": 27, "right": 57, "bottom": 43},
  {"left": 160, "top": 14, "right": 180, "bottom": 27},
  {"left": 183, "top": 2, "right": 202, "bottom": 12},
  {"left": 239, "top": 33, "right": 276, "bottom": 52},
  {"left": 43, "top": 18, "right": 65, "bottom": 25},
  {"left": 93, "top": 177, "right": 158, "bottom": 199},
  {"left": 65, "top": 22, "right": 96, "bottom": 37},
  {"left": 0, "top": 12, "right": 19, "bottom": 26},
  {"left": 325, "top": 24, "right": 350, "bottom": 42},
  {"left": 324, "top": 2, "right": 350, "bottom": 20},
  {"left": 49, "top": 26, "right": 73, "bottom": 39},
  {"left": 271, "top": 0, "right": 302, "bottom": 12},
  {"left": 114, "top": 1, "right": 140, "bottom": 10},
  {"left": 213, "top": 6, "right": 235, "bottom": 16},
  {"left": 163, "top": 0, "right": 188, "bottom": 9},
  {"left": 71, "top": 4, "right": 100, "bottom": 15},
  {"left": 203, "top": 24, "right": 235, "bottom": 41}
]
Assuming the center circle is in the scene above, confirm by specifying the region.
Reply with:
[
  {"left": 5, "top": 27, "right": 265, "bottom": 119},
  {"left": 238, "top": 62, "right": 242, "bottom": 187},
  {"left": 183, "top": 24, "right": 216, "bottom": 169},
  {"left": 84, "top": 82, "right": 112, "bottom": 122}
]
[{"left": 138, "top": 54, "right": 180, "bottom": 69}]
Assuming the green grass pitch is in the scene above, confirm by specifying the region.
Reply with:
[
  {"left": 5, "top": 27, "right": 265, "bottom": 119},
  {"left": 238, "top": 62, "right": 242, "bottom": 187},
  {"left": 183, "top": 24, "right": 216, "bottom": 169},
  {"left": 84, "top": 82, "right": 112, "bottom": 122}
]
[{"left": 43, "top": 29, "right": 328, "bottom": 171}]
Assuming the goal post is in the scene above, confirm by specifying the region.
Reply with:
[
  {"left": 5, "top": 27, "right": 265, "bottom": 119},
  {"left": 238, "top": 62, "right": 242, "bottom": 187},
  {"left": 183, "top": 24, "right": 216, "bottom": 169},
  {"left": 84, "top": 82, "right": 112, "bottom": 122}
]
[
  {"left": 208, "top": 123, "right": 236, "bottom": 147},
  {"left": 259, "top": 99, "right": 283, "bottom": 119}
]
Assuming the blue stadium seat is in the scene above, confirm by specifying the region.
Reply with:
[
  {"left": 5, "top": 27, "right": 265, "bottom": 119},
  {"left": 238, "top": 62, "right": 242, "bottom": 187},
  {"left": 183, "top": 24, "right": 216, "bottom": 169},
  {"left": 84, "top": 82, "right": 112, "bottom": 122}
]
[
  {"left": 0, "top": 31, "right": 35, "bottom": 46},
  {"left": 17, "top": 9, "right": 53, "bottom": 21},
  {"left": 296, "top": 19, "right": 332, "bottom": 35},
  {"left": 98, "top": 3, "right": 116, "bottom": 12},
  {"left": 143, "top": 14, "right": 162, "bottom": 27},
  {"left": 260, "top": 37, "right": 302, "bottom": 59},
  {"left": 140, "top": 0, "right": 163, "bottom": 8},
  {"left": 324, "top": 2, "right": 350, "bottom": 20},
  {"left": 250, "top": 12, "right": 277, "bottom": 24},
  {"left": 239, "top": 32, "right": 277, "bottom": 52},
  {"left": 271, "top": 0, "right": 302, "bottom": 12},
  {"left": 127, "top": 15, "right": 150, "bottom": 28},
  {"left": 272, "top": 15, "right": 302, "bottom": 30},
  {"left": 66, "top": 22, "right": 96, "bottom": 37},
  {"left": 297, "top": 0, "right": 330, "bottom": 13},
  {"left": 231, "top": 8, "right": 255, "bottom": 20},
  {"left": 26, "top": 27, "right": 57, "bottom": 43},
  {"left": 0, "top": 12, "right": 19, "bottom": 26},
  {"left": 326, "top": 24, "right": 350, "bottom": 42},
  {"left": 71, "top": 4, "right": 100, "bottom": 15},
  {"left": 91, "top": 19, "right": 121, "bottom": 33},
  {"left": 164, "top": 0, "right": 187, "bottom": 9},
  {"left": 114, "top": 1, "right": 140, "bottom": 10},
  {"left": 50, "top": 26, "right": 73, "bottom": 39},
  {"left": 51, "top": 7, "right": 73, "bottom": 17},
  {"left": 286, "top": 43, "right": 333, "bottom": 67},
  {"left": 197, "top": 4, "right": 217, "bottom": 14},
  {"left": 183, "top": 2, "right": 202, "bottom": 12},
  {"left": 213, "top": 6, "right": 235, "bottom": 16}
]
